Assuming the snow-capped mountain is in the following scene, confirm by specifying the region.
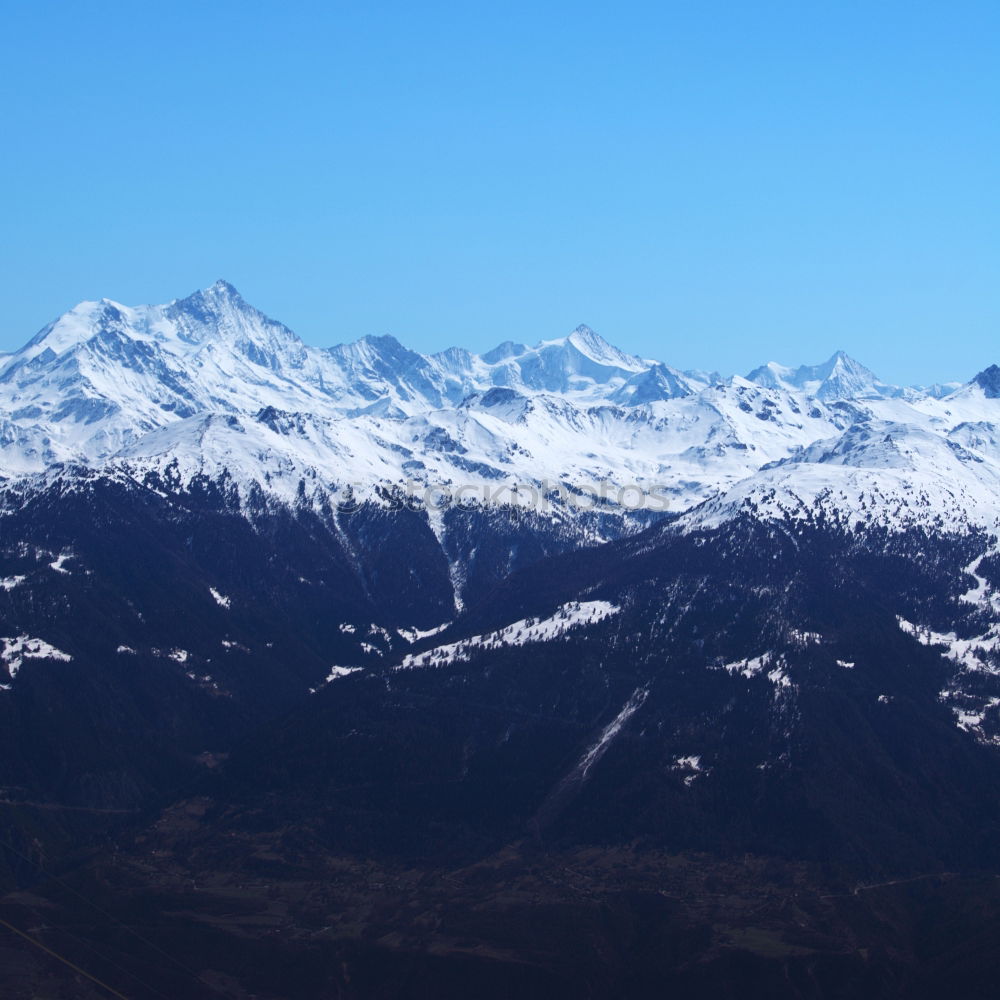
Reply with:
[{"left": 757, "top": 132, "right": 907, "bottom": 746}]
[
  {"left": 6, "top": 282, "right": 1000, "bottom": 1000},
  {"left": 2, "top": 279, "right": 999, "bottom": 537},
  {"left": 746, "top": 350, "right": 897, "bottom": 401}
]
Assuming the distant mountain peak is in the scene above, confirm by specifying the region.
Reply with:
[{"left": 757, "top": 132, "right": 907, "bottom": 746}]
[
  {"left": 208, "top": 278, "right": 240, "bottom": 296},
  {"left": 171, "top": 279, "right": 250, "bottom": 316},
  {"left": 609, "top": 362, "right": 699, "bottom": 405},
  {"left": 973, "top": 365, "right": 1000, "bottom": 398},
  {"left": 182, "top": 278, "right": 242, "bottom": 303},
  {"left": 329, "top": 333, "right": 426, "bottom": 370},
  {"left": 567, "top": 324, "right": 611, "bottom": 353},
  {"left": 360, "top": 333, "right": 405, "bottom": 349},
  {"left": 565, "top": 325, "right": 646, "bottom": 372},
  {"left": 747, "top": 351, "right": 889, "bottom": 401},
  {"left": 825, "top": 349, "right": 866, "bottom": 372}
]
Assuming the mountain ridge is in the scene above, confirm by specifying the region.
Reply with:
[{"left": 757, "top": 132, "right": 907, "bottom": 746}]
[{"left": 1, "top": 280, "right": 998, "bottom": 538}]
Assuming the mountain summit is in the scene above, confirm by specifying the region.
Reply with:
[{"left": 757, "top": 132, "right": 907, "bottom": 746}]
[
  {"left": 565, "top": 324, "right": 647, "bottom": 372},
  {"left": 973, "top": 364, "right": 1000, "bottom": 398},
  {"left": 746, "top": 350, "right": 894, "bottom": 401}
]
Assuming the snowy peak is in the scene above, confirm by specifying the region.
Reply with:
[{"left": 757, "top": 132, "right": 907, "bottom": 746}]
[
  {"left": 10, "top": 279, "right": 303, "bottom": 372},
  {"left": 609, "top": 363, "right": 700, "bottom": 405},
  {"left": 9, "top": 298, "right": 133, "bottom": 369},
  {"left": 168, "top": 279, "right": 249, "bottom": 333},
  {"left": 811, "top": 351, "right": 887, "bottom": 401},
  {"left": 174, "top": 277, "right": 244, "bottom": 310},
  {"left": 487, "top": 325, "right": 651, "bottom": 398},
  {"left": 166, "top": 280, "right": 306, "bottom": 364},
  {"left": 973, "top": 365, "right": 1000, "bottom": 399},
  {"left": 565, "top": 325, "right": 647, "bottom": 372},
  {"left": 327, "top": 333, "right": 425, "bottom": 372},
  {"left": 747, "top": 351, "right": 891, "bottom": 401},
  {"left": 206, "top": 278, "right": 241, "bottom": 298},
  {"left": 326, "top": 334, "right": 457, "bottom": 412}
]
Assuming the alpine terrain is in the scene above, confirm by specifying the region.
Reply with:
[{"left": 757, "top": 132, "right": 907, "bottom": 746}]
[{"left": 3, "top": 281, "right": 1000, "bottom": 998}]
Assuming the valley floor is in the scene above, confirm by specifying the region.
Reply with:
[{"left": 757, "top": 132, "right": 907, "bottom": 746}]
[{"left": 3, "top": 799, "right": 1000, "bottom": 1000}]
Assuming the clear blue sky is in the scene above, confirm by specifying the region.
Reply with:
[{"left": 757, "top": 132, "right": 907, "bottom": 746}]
[{"left": 2, "top": 1, "right": 997, "bottom": 384}]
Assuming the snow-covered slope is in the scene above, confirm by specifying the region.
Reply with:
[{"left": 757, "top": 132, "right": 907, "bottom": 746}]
[
  {"left": 106, "top": 377, "right": 833, "bottom": 514},
  {"left": 683, "top": 419, "right": 1000, "bottom": 534},
  {"left": 2, "top": 280, "right": 1000, "bottom": 533}
]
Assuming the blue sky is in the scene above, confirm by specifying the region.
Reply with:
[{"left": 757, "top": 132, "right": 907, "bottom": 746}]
[{"left": 1, "top": 1, "right": 997, "bottom": 384}]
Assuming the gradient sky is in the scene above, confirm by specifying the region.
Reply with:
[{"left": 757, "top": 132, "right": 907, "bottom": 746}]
[{"left": 2, "top": 1, "right": 997, "bottom": 384}]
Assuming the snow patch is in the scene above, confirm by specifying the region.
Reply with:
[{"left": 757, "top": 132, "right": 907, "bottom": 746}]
[
  {"left": 720, "top": 653, "right": 771, "bottom": 678},
  {"left": 1, "top": 635, "right": 72, "bottom": 679},
  {"left": 718, "top": 651, "right": 793, "bottom": 690},
  {"left": 954, "top": 699, "right": 1000, "bottom": 733},
  {"left": 767, "top": 666, "right": 793, "bottom": 689},
  {"left": 397, "top": 622, "right": 452, "bottom": 644},
  {"left": 396, "top": 600, "right": 620, "bottom": 670},
  {"left": 788, "top": 629, "right": 822, "bottom": 647},
  {"left": 673, "top": 755, "right": 705, "bottom": 786},
  {"left": 209, "top": 587, "right": 231, "bottom": 609},
  {"left": 324, "top": 665, "right": 363, "bottom": 682},
  {"left": 897, "top": 616, "right": 1000, "bottom": 674},
  {"left": 49, "top": 552, "right": 73, "bottom": 574}
]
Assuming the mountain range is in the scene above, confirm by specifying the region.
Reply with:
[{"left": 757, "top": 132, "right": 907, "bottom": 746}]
[
  {"left": 3, "top": 282, "right": 1000, "bottom": 998},
  {"left": 2, "top": 279, "right": 996, "bottom": 533}
]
